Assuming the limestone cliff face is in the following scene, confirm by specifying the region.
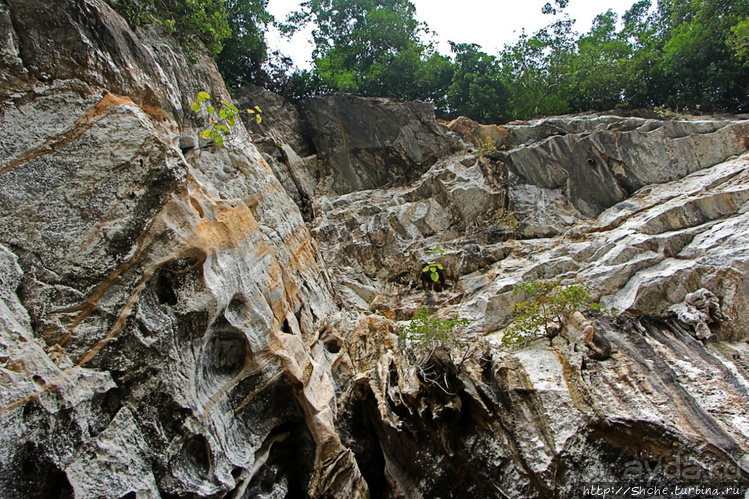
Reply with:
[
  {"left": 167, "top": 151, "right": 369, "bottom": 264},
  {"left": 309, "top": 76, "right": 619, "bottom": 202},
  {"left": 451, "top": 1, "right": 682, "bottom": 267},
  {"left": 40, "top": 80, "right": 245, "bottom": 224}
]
[
  {"left": 1, "top": 1, "right": 748, "bottom": 498},
  {"left": 0, "top": 1, "right": 362, "bottom": 497}
]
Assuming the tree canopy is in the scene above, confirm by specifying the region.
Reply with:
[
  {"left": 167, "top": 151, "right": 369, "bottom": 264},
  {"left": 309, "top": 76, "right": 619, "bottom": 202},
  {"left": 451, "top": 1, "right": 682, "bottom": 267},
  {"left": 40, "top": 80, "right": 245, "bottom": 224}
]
[
  {"left": 114, "top": 0, "right": 749, "bottom": 120},
  {"left": 280, "top": 0, "right": 749, "bottom": 120}
]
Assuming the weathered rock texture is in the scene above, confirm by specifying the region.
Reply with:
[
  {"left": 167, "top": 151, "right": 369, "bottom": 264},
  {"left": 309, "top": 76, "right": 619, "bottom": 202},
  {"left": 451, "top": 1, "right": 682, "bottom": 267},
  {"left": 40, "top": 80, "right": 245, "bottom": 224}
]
[
  {"left": 0, "top": 0, "right": 363, "bottom": 497},
  {"left": 1, "top": 1, "right": 749, "bottom": 498}
]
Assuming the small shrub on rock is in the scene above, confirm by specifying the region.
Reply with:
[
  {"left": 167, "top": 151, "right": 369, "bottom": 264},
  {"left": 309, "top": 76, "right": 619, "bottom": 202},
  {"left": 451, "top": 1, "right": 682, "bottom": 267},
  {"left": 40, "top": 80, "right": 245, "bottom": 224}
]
[
  {"left": 400, "top": 307, "right": 469, "bottom": 350},
  {"left": 503, "top": 279, "right": 604, "bottom": 348}
]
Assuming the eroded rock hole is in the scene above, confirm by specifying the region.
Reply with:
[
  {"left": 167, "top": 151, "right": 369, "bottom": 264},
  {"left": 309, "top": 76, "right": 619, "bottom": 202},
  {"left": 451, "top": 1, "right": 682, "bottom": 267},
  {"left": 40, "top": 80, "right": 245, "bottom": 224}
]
[
  {"left": 226, "top": 294, "right": 248, "bottom": 326},
  {"left": 154, "top": 272, "right": 177, "bottom": 305},
  {"left": 243, "top": 420, "right": 316, "bottom": 498},
  {"left": 190, "top": 197, "right": 205, "bottom": 218},
  {"left": 152, "top": 257, "right": 203, "bottom": 306},
  {"left": 340, "top": 384, "right": 389, "bottom": 498},
  {"left": 182, "top": 435, "right": 211, "bottom": 478},
  {"left": 11, "top": 441, "right": 74, "bottom": 498},
  {"left": 324, "top": 339, "right": 341, "bottom": 354},
  {"left": 282, "top": 318, "right": 294, "bottom": 335},
  {"left": 209, "top": 329, "right": 247, "bottom": 375},
  {"left": 89, "top": 388, "right": 122, "bottom": 436}
]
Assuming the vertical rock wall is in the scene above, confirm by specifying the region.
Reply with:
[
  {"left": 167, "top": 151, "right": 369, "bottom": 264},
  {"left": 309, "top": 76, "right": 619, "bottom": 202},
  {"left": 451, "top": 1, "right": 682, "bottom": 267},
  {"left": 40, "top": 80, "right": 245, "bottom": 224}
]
[{"left": 0, "top": 0, "right": 365, "bottom": 496}]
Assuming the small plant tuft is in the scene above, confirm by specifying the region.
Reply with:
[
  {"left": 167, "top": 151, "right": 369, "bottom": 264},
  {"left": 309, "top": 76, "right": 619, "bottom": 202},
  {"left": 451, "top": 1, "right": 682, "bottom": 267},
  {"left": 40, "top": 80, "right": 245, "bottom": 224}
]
[
  {"left": 422, "top": 245, "right": 445, "bottom": 283},
  {"left": 477, "top": 137, "right": 498, "bottom": 156}
]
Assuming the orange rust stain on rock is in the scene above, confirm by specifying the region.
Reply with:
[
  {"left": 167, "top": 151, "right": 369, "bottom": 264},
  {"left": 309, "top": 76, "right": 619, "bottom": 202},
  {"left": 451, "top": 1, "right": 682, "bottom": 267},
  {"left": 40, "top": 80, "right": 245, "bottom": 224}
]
[
  {"left": 139, "top": 102, "right": 171, "bottom": 123},
  {"left": 445, "top": 116, "right": 509, "bottom": 148},
  {"left": 67, "top": 175, "right": 295, "bottom": 372},
  {"left": 286, "top": 227, "right": 319, "bottom": 271},
  {"left": 192, "top": 203, "right": 260, "bottom": 252}
]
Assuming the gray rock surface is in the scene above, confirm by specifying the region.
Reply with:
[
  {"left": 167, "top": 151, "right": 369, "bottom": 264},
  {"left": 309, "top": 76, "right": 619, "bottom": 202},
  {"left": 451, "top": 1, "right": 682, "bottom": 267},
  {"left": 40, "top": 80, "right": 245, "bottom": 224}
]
[
  {"left": 0, "top": 0, "right": 748, "bottom": 497},
  {"left": 0, "top": 1, "right": 365, "bottom": 497},
  {"left": 300, "top": 94, "right": 460, "bottom": 195}
]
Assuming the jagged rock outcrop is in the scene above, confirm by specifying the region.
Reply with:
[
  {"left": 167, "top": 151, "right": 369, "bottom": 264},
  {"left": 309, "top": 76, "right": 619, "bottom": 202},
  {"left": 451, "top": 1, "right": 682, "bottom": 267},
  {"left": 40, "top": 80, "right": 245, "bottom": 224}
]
[
  {"left": 311, "top": 143, "right": 749, "bottom": 496},
  {"left": 1, "top": 0, "right": 748, "bottom": 497},
  {"left": 300, "top": 94, "right": 460, "bottom": 195}
]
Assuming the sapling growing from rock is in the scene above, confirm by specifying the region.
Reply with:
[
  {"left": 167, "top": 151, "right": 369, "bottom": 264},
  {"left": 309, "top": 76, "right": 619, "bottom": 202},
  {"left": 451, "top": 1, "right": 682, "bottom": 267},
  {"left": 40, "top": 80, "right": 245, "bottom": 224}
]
[
  {"left": 477, "top": 136, "right": 498, "bottom": 156},
  {"left": 422, "top": 245, "right": 446, "bottom": 291},
  {"left": 190, "top": 91, "right": 262, "bottom": 147},
  {"left": 400, "top": 307, "right": 468, "bottom": 349},
  {"left": 503, "top": 278, "right": 605, "bottom": 349}
]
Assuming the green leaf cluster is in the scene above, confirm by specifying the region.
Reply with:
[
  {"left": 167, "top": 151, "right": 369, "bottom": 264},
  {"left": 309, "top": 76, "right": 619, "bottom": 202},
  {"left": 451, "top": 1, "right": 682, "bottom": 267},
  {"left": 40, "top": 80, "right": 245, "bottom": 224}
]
[
  {"left": 119, "top": 0, "right": 748, "bottom": 117},
  {"left": 477, "top": 137, "right": 498, "bottom": 156},
  {"left": 190, "top": 91, "right": 262, "bottom": 147},
  {"left": 217, "top": 0, "right": 274, "bottom": 88},
  {"left": 503, "top": 279, "right": 601, "bottom": 349},
  {"left": 731, "top": 17, "right": 749, "bottom": 65},
  {"left": 400, "top": 307, "right": 469, "bottom": 350},
  {"left": 422, "top": 245, "right": 445, "bottom": 282},
  {"left": 114, "top": 0, "right": 232, "bottom": 57},
  {"left": 422, "top": 262, "right": 443, "bottom": 283}
]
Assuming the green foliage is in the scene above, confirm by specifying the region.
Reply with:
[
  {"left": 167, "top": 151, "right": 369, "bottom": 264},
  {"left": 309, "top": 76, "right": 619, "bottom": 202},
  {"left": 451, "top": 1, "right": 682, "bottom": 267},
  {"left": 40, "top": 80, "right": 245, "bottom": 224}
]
[
  {"left": 566, "top": 10, "right": 631, "bottom": 111},
  {"left": 422, "top": 262, "right": 443, "bottom": 283},
  {"left": 120, "top": 0, "right": 749, "bottom": 118},
  {"left": 447, "top": 43, "right": 508, "bottom": 122},
  {"left": 114, "top": 0, "right": 232, "bottom": 57},
  {"left": 217, "top": 0, "right": 274, "bottom": 88},
  {"left": 284, "top": 0, "right": 748, "bottom": 117},
  {"left": 477, "top": 137, "right": 498, "bottom": 156},
  {"left": 428, "top": 245, "right": 445, "bottom": 257},
  {"left": 502, "top": 279, "right": 601, "bottom": 349},
  {"left": 190, "top": 91, "right": 261, "bottom": 147},
  {"left": 422, "top": 245, "right": 444, "bottom": 283},
  {"left": 399, "top": 307, "right": 469, "bottom": 350},
  {"left": 499, "top": 17, "right": 575, "bottom": 118},
  {"left": 283, "top": 0, "right": 446, "bottom": 103},
  {"left": 114, "top": 0, "right": 273, "bottom": 81},
  {"left": 730, "top": 17, "right": 749, "bottom": 65}
]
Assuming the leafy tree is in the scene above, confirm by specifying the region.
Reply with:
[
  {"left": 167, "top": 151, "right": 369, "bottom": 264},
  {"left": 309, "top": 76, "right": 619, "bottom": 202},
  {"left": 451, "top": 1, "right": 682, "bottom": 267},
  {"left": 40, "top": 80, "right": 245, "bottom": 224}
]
[
  {"left": 631, "top": 0, "right": 749, "bottom": 112},
  {"left": 567, "top": 10, "right": 631, "bottom": 111},
  {"left": 413, "top": 52, "right": 455, "bottom": 114},
  {"left": 114, "top": 0, "right": 232, "bottom": 57},
  {"left": 730, "top": 17, "right": 749, "bottom": 65},
  {"left": 447, "top": 43, "right": 508, "bottom": 122},
  {"left": 617, "top": 0, "right": 667, "bottom": 108},
  {"left": 284, "top": 0, "right": 436, "bottom": 99},
  {"left": 499, "top": 17, "right": 576, "bottom": 118},
  {"left": 660, "top": 0, "right": 748, "bottom": 111},
  {"left": 217, "top": 0, "right": 274, "bottom": 88}
]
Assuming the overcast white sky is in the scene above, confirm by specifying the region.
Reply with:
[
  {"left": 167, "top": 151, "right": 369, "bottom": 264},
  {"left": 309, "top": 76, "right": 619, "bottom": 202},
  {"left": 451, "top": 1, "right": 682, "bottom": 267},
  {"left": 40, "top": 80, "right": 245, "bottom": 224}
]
[{"left": 266, "top": 0, "right": 640, "bottom": 69}]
